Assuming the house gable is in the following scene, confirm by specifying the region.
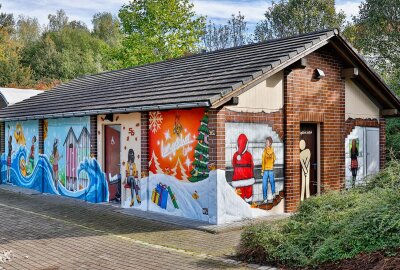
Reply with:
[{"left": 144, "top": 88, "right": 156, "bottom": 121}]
[
  {"left": 345, "top": 79, "right": 380, "bottom": 120},
  {"left": 226, "top": 71, "right": 284, "bottom": 113}
]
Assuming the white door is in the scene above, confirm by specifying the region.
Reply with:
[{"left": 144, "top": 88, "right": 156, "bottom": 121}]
[{"left": 366, "top": 128, "right": 379, "bottom": 175}]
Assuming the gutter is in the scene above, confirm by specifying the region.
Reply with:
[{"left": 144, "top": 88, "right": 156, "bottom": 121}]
[{"left": 0, "top": 101, "right": 211, "bottom": 122}]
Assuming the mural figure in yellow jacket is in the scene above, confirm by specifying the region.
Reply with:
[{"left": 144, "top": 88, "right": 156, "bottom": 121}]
[{"left": 261, "top": 136, "right": 276, "bottom": 203}]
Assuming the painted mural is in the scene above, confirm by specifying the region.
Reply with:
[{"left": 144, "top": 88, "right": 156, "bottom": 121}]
[
  {"left": 2, "top": 118, "right": 109, "bottom": 203},
  {"left": 146, "top": 109, "right": 212, "bottom": 221},
  {"left": 345, "top": 127, "right": 365, "bottom": 188},
  {"left": 225, "top": 122, "right": 285, "bottom": 212},
  {"left": 97, "top": 113, "right": 142, "bottom": 208},
  {"left": 2, "top": 120, "right": 39, "bottom": 184}
]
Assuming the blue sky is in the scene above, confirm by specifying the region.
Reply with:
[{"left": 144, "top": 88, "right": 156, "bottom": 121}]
[{"left": 3, "top": 0, "right": 362, "bottom": 30}]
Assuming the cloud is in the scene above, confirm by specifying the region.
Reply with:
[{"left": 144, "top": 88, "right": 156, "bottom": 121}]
[
  {"left": 192, "top": 0, "right": 270, "bottom": 23},
  {"left": 336, "top": 1, "right": 362, "bottom": 21}
]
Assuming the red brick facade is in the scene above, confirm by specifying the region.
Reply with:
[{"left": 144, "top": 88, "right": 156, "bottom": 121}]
[
  {"left": 136, "top": 47, "right": 387, "bottom": 215},
  {"left": 207, "top": 46, "right": 387, "bottom": 213}
]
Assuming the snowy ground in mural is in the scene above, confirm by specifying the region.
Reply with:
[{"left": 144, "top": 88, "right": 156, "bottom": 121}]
[{"left": 125, "top": 170, "right": 270, "bottom": 224}]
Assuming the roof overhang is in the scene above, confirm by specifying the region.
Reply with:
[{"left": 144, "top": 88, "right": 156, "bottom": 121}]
[{"left": 1, "top": 101, "right": 210, "bottom": 122}]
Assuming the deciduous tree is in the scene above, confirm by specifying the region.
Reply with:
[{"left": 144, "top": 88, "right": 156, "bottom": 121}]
[
  {"left": 254, "top": 0, "right": 345, "bottom": 41},
  {"left": 118, "top": 0, "right": 205, "bottom": 67}
]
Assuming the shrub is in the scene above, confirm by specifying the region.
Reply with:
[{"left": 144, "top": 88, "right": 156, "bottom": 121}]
[{"left": 237, "top": 162, "right": 400, "bottom": 267}]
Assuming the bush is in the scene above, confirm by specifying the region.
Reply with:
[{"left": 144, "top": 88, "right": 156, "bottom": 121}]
[{"left": 237, "top": 162, "right": 400, "bottom": 267}]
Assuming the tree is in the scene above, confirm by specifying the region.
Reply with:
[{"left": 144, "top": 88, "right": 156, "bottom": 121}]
[
  {"left": 118, "top": 0, "right": 206, "bottom": 68},
  {"left": 171, "top": 157, "right": 189, "bottom": 181},
  {"left": 0, "top": 4, "right": 14, "bottom": 33},
  {"left": 0, "top": 29, "right": 32, "bottom": 87},
  {"left": 189, "top": 112, "right": 210, "bottom": 182},
  {"left": 92, "top": 12, "right": 121, "bottom": 46},
  {"left": 16, "top": 16, "right": 41, "bottom": 46},
  {"left": 254, "top": 0, "right": 346, "bottom": 41},
  {"left": 149, "top": 150, "right": 164, "bottom": 174},
  {"left": 47, "top": 9, "right": 68, "bottom": 32},
  {"left": 202, "top": 12, "right": 252, "bottom": 52},
  {"left": 347, "top": 0, "right": 400, "bottom": 73}
]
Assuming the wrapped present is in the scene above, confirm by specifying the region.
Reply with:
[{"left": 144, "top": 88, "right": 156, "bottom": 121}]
[
  {"left": 168, "top": 186, "right": 179, "bottom": 209},
  {"left": 160, "top": 185, "right": 168, "bottom": 209}
]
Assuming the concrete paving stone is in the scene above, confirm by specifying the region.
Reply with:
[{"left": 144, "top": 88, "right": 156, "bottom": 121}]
[{"left": 0, "top": 187, "right": 280, "bottom": 270}]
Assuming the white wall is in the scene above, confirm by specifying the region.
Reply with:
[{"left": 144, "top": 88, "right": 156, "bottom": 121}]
[
  {"left": 97, "top": 113, "right": 141, "bottom": 207},
  {"left": 345, "top": 79, "right": 380, "bottom": 120},
  {"left": 226, "top": 71, "right": 284, "bottom": 113}
]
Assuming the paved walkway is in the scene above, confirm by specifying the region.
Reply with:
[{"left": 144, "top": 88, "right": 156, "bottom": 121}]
[{"left": 0, "top": 187, "right": 279, "bottom": 270}]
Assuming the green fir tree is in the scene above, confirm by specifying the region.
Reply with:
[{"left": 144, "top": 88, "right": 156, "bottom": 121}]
[{"left": 189, "top": 112, "right": 210, "bottom": 182}]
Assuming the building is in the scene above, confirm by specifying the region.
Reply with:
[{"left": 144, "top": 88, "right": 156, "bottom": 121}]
[
  {"left": 0, "top": 29, "right": 399, "bottom": 224},
  {"left": 0, "top": 88, "right": 43, "bottom": 108}
]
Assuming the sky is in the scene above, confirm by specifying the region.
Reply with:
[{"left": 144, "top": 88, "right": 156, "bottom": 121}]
[{"left": 2, "top": 0, "right": 362, "bottom": 31}]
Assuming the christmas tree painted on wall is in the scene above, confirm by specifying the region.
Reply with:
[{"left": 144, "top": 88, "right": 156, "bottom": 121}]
[{"left": 189, "top": 112, "right": 210, "bottom": 182}]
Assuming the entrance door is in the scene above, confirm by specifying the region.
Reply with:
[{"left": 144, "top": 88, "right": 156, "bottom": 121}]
[
  {"left": 300, "top": 124, "right": 318, "bottom": 198},
  {"left": 366, "top": 128, "right": 379, "bottom": 175},
  {"left": 104, "top": 125, "right": 121, "bottom": 202}
]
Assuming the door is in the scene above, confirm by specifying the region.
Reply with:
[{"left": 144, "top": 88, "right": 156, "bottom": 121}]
[
  {"left": 104, "top": 125, "right": 121, "bottom": 202},
  {"left": 300, "top": 124, "right": 318, "bottom": 198},
  {"left": 366, "top": 128, "right": 379, "bottom": 175}
]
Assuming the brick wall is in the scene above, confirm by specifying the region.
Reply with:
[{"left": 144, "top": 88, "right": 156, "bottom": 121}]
[
  {"left": 90, "top": 115, "right": 97, "bottom": 159},
  {"left": 284, "top": 46, "right": 346, "bottom": 212},
  {"left": 379, "top": 117, "right": 386, "bottom": 169},
  {"left": 141, "top": 112, "right": 149, "bottom": 175}
]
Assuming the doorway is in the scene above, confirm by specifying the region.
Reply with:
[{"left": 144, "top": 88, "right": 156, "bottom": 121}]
[
  {"left": 300, "top": 123, "right": 318, "bottom": 199},
  {"left": 366, "top": 127, "right": 380, "bottom": 175},
  {"left": 104, "top": 125, "right": 121, "bottom": 202}
]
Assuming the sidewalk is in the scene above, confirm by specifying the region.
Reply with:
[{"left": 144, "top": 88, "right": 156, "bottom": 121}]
[{"left": 0, "top": 184, "right": 289, "bottom": 234}]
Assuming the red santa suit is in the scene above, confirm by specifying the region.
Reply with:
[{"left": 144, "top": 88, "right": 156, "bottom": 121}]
[{"left": 232, "top": 134, "right": 255, "bottom": 202}]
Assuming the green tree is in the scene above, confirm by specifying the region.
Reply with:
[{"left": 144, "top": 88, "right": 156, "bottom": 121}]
[
  {"left": 348, "top": 0, "right": 400, "bottom": 73},
  {"left": 47, "top": 9, "right": 68, "bottom": 32},
  {"left": 16, "top": 16, "right": 41, "bottom": 47},
  {"left": 202, "top": 12, "right": 252, "bottom": 52},
  {"left": 254, "top": 0, "right": 346, "bottom": 41},
  {"left": 21, "top": 10, "right": 111, "bottom": 81},
  {"left": 118, "top": 0, "right": 206, "bottom": 67},
  {"left": 92, "top": 12, "right": 121, "bottom": 46},
  {"left": 0, "top": 29, "right": 32, "bottom": 87},
  {"left": 0, "top": 4, "right": 14, "bottom": 33}
]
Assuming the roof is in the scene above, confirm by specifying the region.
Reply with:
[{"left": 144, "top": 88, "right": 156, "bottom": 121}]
[
  {"left": 0, "top": 29, "right": 399, "bottom": 121},
  {"left": 0, "top": 88, "right": 44, "bottom": 106}
]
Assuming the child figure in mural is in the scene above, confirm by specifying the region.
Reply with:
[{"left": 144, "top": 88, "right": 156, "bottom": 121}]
[
  {"left": 125, "top": 149, "right": 141, "bottom": 207},
  {"left": 261, "top": 136, "right": 276, "bottom": 203},
  {"left": 28, "top": 136, "right": 36, "bottom": 175},
  {"left": 6, "top": 136, "right": 12, "bottom": 183},
  {"left": 232, "top": 134, "right": 255, "bottom": 203},
  {"left": 350, "top": 139, "right": 359, "bottom": 188},
  {"left": 300, "top": 139, "right": 311, "bottom": 201},
  {"left": 51, "top": 139, "right": 62, "bottom": 191}
]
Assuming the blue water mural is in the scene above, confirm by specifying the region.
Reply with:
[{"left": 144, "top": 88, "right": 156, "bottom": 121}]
[
  {"left": 1, "top": 147, "right": 109, "bottom": 202},
  {"left": 2, "top": 118, "right": 109, "bottom": 203}
]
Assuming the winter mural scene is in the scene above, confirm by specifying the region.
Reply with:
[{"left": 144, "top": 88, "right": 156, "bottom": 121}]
[
  {"left": 225, "top": 122, "right": 285, "bottom": 214},
  {"left": 2, "top": 118, "right": 109, "bottom": 203}
]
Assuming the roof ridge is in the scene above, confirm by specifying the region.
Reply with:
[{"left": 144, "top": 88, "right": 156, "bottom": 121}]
[{"left": 77, "top": 29, "right": 335, "bottom": 80}]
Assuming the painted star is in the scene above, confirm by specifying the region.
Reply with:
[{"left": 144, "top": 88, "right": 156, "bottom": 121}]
[
  {"left": 164, "top": 130, "right": 171, "bottom": 140},
  {"left": 185, "top": 157, "right": 191, "bottom": 168}
]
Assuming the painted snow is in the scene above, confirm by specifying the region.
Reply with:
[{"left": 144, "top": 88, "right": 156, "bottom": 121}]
[{"left": 127, "top": 170, "right": 270, "bottom": 224}]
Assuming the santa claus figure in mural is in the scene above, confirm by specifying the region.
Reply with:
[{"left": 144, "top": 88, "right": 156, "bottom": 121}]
[{"left": 232, "top": 134, "right": 255, "bottom": 202}]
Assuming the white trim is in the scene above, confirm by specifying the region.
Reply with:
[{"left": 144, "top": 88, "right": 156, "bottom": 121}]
[
  {"left": 244, "top": 196, "right": 253, "bottom": 202},
  {"left": 231, "top": 178, "right": 255, "bottom": 187}
]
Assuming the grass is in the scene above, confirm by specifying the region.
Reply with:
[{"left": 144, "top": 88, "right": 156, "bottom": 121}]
[{"left": 237, "top": 161, "right": 400, "bottom": 268}]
